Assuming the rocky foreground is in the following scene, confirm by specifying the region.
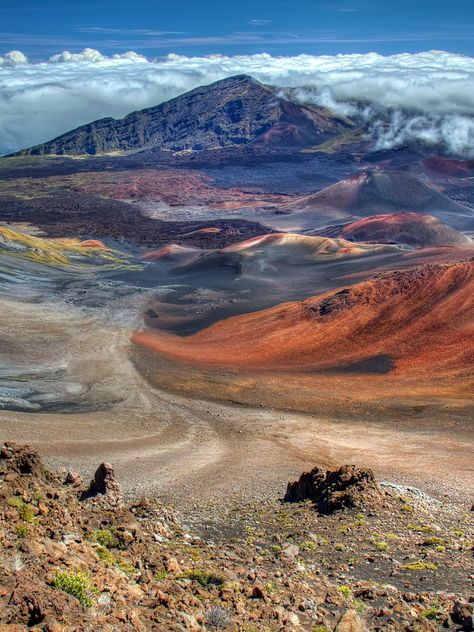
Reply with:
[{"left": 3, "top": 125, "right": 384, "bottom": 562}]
[{"left": 0, "top": 443, "right": 472, "bottom": 631}]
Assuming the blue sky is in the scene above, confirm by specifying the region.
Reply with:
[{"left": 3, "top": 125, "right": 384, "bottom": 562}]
[{"left": 1, "top": 0, "right": 474, "bottom": 58}]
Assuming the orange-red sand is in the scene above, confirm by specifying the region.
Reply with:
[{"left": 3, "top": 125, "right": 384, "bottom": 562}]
[{"left": 132, "top": 261, "right": 473, "bottom": 380}]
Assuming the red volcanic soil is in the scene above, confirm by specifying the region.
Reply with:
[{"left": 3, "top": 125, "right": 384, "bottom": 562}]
[
  {"left": 142, "top": 243, "right": 206, "bottom": 267},
  {"left": 338, "top": 212, "right": 471, "bottom": 248},
  {"left": 220, "top": 232, "right": 397, "bottom": 260},
  {"left": 133, "top": 261, "right": 473, "bottom": 380},
  {"left": 422, "top": 156, "right": 474, "bottom": 178},
  {"left": 142, "top": 244, "right": 201, "bottom": 260},
  {"left": 74, "top": 168, "right": 287, "bottom": 209},
  {"left": 78, "top": 239, "right": 108, "bottom": 249}
]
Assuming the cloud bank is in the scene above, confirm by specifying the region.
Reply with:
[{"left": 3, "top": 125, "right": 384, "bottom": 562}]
[{"left": 1, "top": 48, "right": 474, "bottom": 156}]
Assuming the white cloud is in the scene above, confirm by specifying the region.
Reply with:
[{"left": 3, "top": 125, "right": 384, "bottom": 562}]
[
  {"left": 0, "top": 48, "right": 474, "bottom": 155},
  {"left": 248, "top": 19, "right": 274, "bottom": 25},
  {"left": 0, "top": 50, "right": 28, "bottom": 66}
]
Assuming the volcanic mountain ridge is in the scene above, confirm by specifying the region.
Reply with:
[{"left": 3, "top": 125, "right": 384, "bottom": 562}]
[{"left": 13, "top": 75, "right": 355, "bottom": 157}]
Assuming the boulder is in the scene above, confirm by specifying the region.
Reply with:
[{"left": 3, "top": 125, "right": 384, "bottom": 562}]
[
  {"left": 335, "top": 609, "right": 368, "bottom": 632},
  {"left": 284, "top": 465, "right": 384, "bottom": 514},
  {"left": 452, "top": 601, "right": 473, "bottom": 631},
  {"left": 80, "top": 462, "right": 123, "bottom": 507},
  {"left": 0, "top": 443, "right": 49, "bottom": 481},
  {"left": 63, "top": 470, "right": 84, "bottom": 488}
]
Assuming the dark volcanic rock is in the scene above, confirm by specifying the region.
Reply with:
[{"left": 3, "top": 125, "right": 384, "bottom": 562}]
[
  {"left": 81, "top": 462, "right": 123, "bottom": 507},
  {"left": 63, "top": 469, "right": 84, "bottom": 488},
  {"left": 284, "top": 465, "right": 384, "bottom": 514},
  {"left": 452, "top": 601, "right": 473, "bottom": 631},
  {"left": 13, "top": 75, "right": 354, "bottom": 156},
  {"left": 0, "top": 442, "right": 49, "bottom": 481},
  {"left": 0, "top": 190, "right": 275, "bottom": 248},
  {"left": 6, "top": 572, "right": 81, "bottom": 627}
]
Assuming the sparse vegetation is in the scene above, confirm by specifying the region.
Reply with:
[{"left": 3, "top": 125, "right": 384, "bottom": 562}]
[
  {"left": 52, "top": 570, "right": 96, "bottom": 608},
  {"left": 354, "top": 599, "right": 368, "bottom": 613},
  {"left": 87, "top": 528, "right": 119, "bottom": 548},
  {"left": 421, "top": 607, "right": 442, "bottom": 620},
  {"left": 264, "top": 580, "right": 276, "bottom": 593},
  {"left": 300, "top": 539, "right": 317, "bottom": 551},
  {"left": 407, "top": 523, "right": 436, "bottom": 533},
  {"left": 14, "top": 523, "right": 29, "bottom": 538},
  {"left": 403, "top": 561, "right": 438, "bottom": 572},
  {"left": 1, "top": 442, "right": 472, "bottom": 629},
  {"left": 337, "top": 585, "right": 352, "bottom": 598},
  {"left": 422, "top": 536, "right": 444, "bottom": 546},
  {"left": 181, "top": 569, "right": 226, "bottom": 588},
  {"left": 7, "top": 496, "right": 36, "bottom": 523},
  {"left": 96, "top": 545, "right": 115, "bottom": 565},
  {"left": 375, "top": 540, "right": 389, "bottom": 551},
  {"left": 206, "top": 606, "right": 232, "bottom": 629}
]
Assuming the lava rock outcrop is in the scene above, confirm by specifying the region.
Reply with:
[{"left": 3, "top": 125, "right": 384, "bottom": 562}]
[
  {"left": 284, "top": 464, "right": 385, "bottom": 514},
  {"left": 81, "top": 462, "right": 123, "bottom": 507}
]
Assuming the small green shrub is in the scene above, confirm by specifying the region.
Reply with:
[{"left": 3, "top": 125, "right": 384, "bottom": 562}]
[
  {"left": 334, "top": 543, "right": 345, "bottom": 552},
  {"left": 403, "top": 561, "right": 437, "bottom": 572},
  {"left": 264, "top": 580, "right": 276, "bottom": 593},
  {"left": 7, "top": 497, "right": 36, "bottom": 523},
  {"left": 354, "top": 599, "right": 368, "bottom": 613},
  {"left": 95, "top": 546, "right": 135, "bottom": 575},
  {"left": 15, "top": 523, "right": 29, "bottom": 538},
  {"left": 52, "top": 570, "right": 96, "bottom": 608},
  {"left": 87, "top": 528, "right": 119, "bottom": 548},
  {"left": 375, "top": 541, "right": 389, "bottom": 552},
  {"left": 182, "top": 569, "right": 225, "bottom": 587},
  {"left": 31, "top": 488, "right": 44, "bottom": 503},
  {"left": 116, "top": 560, "right": 136, "bottom": 576},
  {"left": 96, "top": 546, "right": 115, "bottom": 565},
  {"left": 154, "top": 569, "right": 168, "bottom": 581},
  {"left": 300, "top": 540, "right": 317, "bottom": 551},
  {"left": 337, "top": 585, "right": 352, "bottom": 598},
  {"left": 7, "top": 496, "right": 24, "bottom": 509},
  {"left": 421, "top": 607, "right": 441, "bottom": 620},
  {"left": 407, "top": 523, "right": 435, "bottom": 533}
]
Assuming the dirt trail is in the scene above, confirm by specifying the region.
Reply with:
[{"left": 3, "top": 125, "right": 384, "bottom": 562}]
[{"left": 1, "top": 371, "right": 472, "bottom": 517}]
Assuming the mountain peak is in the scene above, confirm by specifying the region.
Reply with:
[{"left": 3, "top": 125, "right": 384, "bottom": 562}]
[{"left": 14, "top": 74, "right": 354, "bottom": 157}]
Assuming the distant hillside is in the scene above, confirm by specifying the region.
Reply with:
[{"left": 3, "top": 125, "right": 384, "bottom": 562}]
[
  {"left": 12, "top": 75, "right": 354, "bottom": 157},
  {"left": 318, "top": 212, "right": 472, "bottom": 248},
  {"left": 283, "top": 170, "right": 474, "bottom": 230},
  {"left": 286, "top": 171, "right": 470, "bottom": 215},
  {"left": 133, "top": 261, "right": 474, "bottom": 379}
]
